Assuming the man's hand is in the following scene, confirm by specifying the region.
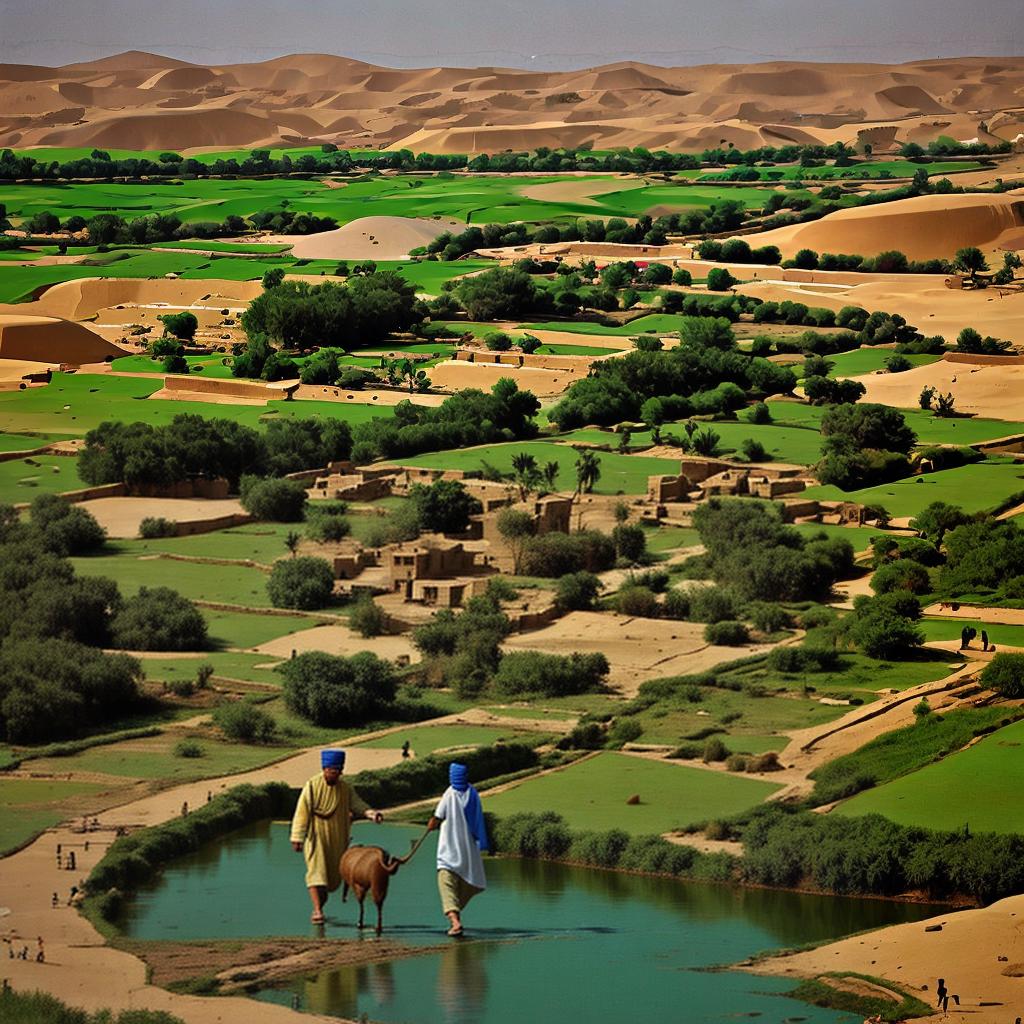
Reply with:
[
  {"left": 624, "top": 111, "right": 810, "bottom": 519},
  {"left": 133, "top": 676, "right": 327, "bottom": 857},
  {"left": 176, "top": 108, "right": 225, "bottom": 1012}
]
[{"left": 291, "top": 841, "right": 303, "bottom": 852}]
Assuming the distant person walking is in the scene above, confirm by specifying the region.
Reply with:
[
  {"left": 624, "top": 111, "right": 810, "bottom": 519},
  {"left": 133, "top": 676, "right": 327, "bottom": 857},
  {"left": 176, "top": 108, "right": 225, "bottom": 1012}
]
[
  {"left": 982, "top": 629, "right": 990, "bottom": 652},
  {"left": 428, "top": 763, "right": 489, "bottom": 937},
  {"left": 401, "top": 740, "right": 411, "bottom": 760},
  {"left": 290, "top": 749, "right": 382, "bottom": 924},
  {"left": 936, "top": 978, "right": 947, "bottom": 1008}
]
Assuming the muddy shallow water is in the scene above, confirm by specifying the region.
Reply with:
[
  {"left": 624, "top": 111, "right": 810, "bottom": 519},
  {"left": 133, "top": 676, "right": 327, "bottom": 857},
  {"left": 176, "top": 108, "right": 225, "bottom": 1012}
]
[{"left": 119, "top": 821, "right": 940, "bottom": 1023}]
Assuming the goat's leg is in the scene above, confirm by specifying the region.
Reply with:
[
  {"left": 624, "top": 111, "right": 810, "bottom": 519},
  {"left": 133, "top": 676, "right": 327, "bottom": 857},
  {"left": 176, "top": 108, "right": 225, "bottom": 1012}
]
[
  {"left": 341, "top": 880, "right": 349, "bottom": 903},
  {"left": 375, "top": 897, "right": 384, "bottom": 936}
]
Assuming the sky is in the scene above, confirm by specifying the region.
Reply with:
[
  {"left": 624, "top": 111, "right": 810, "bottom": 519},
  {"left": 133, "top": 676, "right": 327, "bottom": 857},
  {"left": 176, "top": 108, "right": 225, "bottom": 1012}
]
[{"left": 3, "top": 0, "right": 1023, "bottom": 70}]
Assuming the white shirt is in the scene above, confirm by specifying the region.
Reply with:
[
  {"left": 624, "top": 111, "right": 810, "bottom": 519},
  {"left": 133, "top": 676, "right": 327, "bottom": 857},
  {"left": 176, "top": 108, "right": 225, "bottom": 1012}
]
[{"left": 434, "top": 787, "right": 487, "bottom": 890}]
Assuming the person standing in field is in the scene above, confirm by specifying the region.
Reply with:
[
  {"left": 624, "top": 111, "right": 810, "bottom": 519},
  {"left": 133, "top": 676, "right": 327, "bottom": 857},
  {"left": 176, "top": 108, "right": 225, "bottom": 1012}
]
[
  {"left": 291, "top": 749, "right": 382, "bottom": 923},
  {"left": 427, "top": 763, "right": 489, "bottom": 937}
]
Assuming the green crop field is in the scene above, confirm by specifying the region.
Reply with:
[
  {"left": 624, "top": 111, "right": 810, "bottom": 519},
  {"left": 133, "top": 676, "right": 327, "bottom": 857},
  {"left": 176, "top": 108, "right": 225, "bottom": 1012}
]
[
  {"left": 397, "top": 440, "right": 679, "bottom": 495},
  {"left": 0, "top": 431, "right": 73, "bottom": 451},
  {"left": 836, "top": 718, "right": 1024, "bottom": 833},
  {"left": 111, "top": 524, "right": 298, "bottom": 563},
  {"left": 353, "top": 724, "right": 541, "bottom": 754},
  {"left": 201, "top": 608, "right": 334, "bottom": 650},
  {"left": 643, "top": 524, "right": 701, "bottom": 552},
  {"left": 484, "top": 751, "right": 781, "bottom": 833},
  {"left": 0, "top": 778, "right": 110, "bottom": 855},
  {"left": 71, "top": 551, "right": 277, "bottom": 607},
  {"left": 152, "top": 240, "right": 292, "bottom": 253},
  {"left": 110, "top": 354, "right": 235, "bottom": 377},
  {"left": 819, "top": 349, "right": 942, "bottom": 378},
  {"left": 522, "top": 314, "right": 689, "bottom": 337},
  {"left": 138, "top": 651, "right": 284, "bottom": 688},
  {"left": 803, "top": 458, "right": 1024, "bottom": 519},
  {"left": 0, "top": 373, "right": 394, "bottom": 436},
  {"left": 0, "top": 454, "right": 88, "bottom": 503},
  {"left": 695, "top": 159, "right": 981, "bottom": 182}
]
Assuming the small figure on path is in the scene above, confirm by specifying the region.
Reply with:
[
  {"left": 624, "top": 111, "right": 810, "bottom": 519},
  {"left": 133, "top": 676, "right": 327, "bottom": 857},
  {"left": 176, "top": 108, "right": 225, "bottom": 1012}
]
[
  {"left": 427, "top": 762, "right": 489, "bottom": 937},
  {"left": 51, "top": 892, "right": 58, "bottom": 909},
  {"left": 35, "top": 938, "right": 44, "bottom": 963},
  {"left": 181, "top": 801, "right": 189, "bottom": 818},
  {"left": 401, "top": 740, "right": 411, "bottom": 760},
  {"left": 982, "top": 629, "right": 990, "bottom": 652},
  {"left": 959, "top": 628, "right": 969, "bottom": 650},
  {"left": 290, "top": 749, "right": 382, "bottom": 924},
  {"left": 66, "top": 851, "right": 75, "bottom": 872},
  {"left": 936, "top": 978, "right": 947, "bottom": 1008}
]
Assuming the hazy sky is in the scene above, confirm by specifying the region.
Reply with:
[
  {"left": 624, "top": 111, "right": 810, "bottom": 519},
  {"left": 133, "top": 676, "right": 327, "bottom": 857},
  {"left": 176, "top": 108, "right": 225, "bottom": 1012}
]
[{"left": 3, "top": 0, "right": 1023, "bottom": 70}]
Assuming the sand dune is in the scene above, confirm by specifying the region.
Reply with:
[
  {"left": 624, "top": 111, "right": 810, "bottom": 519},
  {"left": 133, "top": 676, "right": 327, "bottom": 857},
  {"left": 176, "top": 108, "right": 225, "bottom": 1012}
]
[
  {"left": 743, "top": 193, "right": 1024, "bottom": 261},
  {"left": 283, "top": 216, "right": 460, "bottom": 260},
  {"left": 5, "top": 52, "right": 1024, "bottom": 153},
  {"left": 0, "top": 315, "right": 124, "bottom": 365}
]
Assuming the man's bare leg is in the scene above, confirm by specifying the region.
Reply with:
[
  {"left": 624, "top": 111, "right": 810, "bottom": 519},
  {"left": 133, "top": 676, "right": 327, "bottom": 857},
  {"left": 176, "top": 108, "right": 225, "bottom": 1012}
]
[
  {"left": 445, "top": 909, "right": 462, "bottom": 936},
  {"left": 309, "top": 886, "right": 328, "bottom": 923}
]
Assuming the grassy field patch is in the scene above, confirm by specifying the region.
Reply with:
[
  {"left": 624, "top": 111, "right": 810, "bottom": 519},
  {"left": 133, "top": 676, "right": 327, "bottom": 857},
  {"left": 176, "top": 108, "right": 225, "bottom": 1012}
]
[
  {"left": 485, "top": 751, "right": 781, "bottom": 832},
  {"left": 353, "top": 724, "right": 541, "bottom": 753}
]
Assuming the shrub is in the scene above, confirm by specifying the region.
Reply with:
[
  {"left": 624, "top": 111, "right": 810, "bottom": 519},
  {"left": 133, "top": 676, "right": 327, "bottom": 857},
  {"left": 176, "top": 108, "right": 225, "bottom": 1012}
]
[
  {"left": 606, "top": 716, "right": 644, "bottom": 747},
  {"left": 871, "top": 560, "right": 931, "bottom": 595},
  {"left": 981, "top": 654, "right": 1024, "bottom": 698},
  {"left": 280, "top": 650, "right": 398, "bottom": 725},
  {"left": 491, "top": 650, "right": 609, "bottom": 697},
  {"left": 239, "top": 476, "right": 308, "bottom": 522},
  {"left": 685, "top": 585, "right": 740, "bottom": 623},
  {"left": 615, "top": 585, "right": 660, "bottom": 618},
  {"left": 350, "top": 595, "right": 386, "bottom": 637},
  {"left": 886, "top": 354, "right": 912, "bottom": 373},
  {"left": 747, "top": 401, "right": 772, "bottom": 425},
  {"left": 706, "top": 267, "right": 736, "bottom": 291},
  {"left": 212, "top": 701, "right": 277, "bottom": 743},
  {"left": 111, "top": 587, "right": 208, "bottom": 651},
  {"left": 267, "top": 556, "right": 334, "bottom": 609},
  {"left": 306, "top": 513, "right": 351, "bottom": 542},
  {"left": 611, "top": 523, "right": 646, "bottom": 562},
  {"left": 662, "top": 587, "right": 691, "bottom": 620},
  {"left": 173, "top": 739, "right": 204, "bottom": 758},
  {"left": 555, "top": 571, "right": 603, "bottom": 611},
  {"left": 703, "top": 736, "right": 729, "bottom": 762},
  {"left": 704, "top": 620, "right": 749, "bottom": 645},
  {"left": 521, "top": 530, "right": 616, "bottom": 577},
  {"left": 139, "top": 517, "right": 177, "bottom": 539},
  {"left": 747, "top": 602, "right": 793, "bottom": 633},
  {"left": 740, "top": 438, "right": 769, "bottom": 462},
  {"left": 30, "top": 494, "right": 106, "bottom": 555}
]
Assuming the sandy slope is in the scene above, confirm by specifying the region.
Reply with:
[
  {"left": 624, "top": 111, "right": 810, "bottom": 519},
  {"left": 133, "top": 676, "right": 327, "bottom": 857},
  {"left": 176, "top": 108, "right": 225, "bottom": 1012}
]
[
  {"left": 0, "top": 314, "right": 125, "bottom": 365},
  {"left": 742, "top": 193, "right": 1024, "bottom": 260},
  {"left": 5, "top": 52, "right": 1024, "bottom": 153},
  {"left": 282, "top": 216, "right": 461, "bottom": 260}
]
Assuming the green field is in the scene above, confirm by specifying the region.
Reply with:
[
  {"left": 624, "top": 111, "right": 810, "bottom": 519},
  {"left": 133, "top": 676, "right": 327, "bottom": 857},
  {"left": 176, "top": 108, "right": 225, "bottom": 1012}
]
[
  {"left": 396, "top": 440, "right": 679, "bottom": 495},
  {"left": 803, "top": 458, "right": 1024, "bottom": 519},
  {"left": 202, "top": 608, "right": 333, "bottom": 650},
  {"left": 484, "top": 751, "right": 781, "bottom": 833},
  {"left": 696, "top": 159, "right": 981, "bottom": 182},
  {"left": 353, "top": 724, "right": 540, "bottom": 754},
  {"left": 110, "top": 353, "right": 235, "bottom": 378},
  {"left": 0, "top": 373, "right": 394, "bottom": 436},
  {"left": 522, "top": 314, "right": 690, "bottom": 337},
  {"left": 643, "top": 525, "right": 701, "bottom": 553},
  {"left": 152, "top": 240, "right": 292, "bottom": 254},
  {"left": 837, "top": 718, "right": 1024, "bottom": 833},
  {"left": 819, "top": 349, "right": 942, "bottom": 378},
  {"left": 0, "top": 453, "right": 89, "bottom": 503},
  {"left": 919, "top": 617, "right": 1024, "bottom": 649},
  {"left": 138, "top": 651, "right": 284, "bottom": 688},
  {"left": 0, "top": 778, "right": 110, "bottom": 855},
  {"left": 70, "top": 551, "right": 277, "bottom": 608}
]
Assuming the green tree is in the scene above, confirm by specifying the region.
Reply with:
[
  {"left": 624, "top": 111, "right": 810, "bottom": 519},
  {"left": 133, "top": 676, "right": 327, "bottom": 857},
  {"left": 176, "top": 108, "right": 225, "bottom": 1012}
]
[
  {"left": 496, "top": 507, "right": 536, "bottom": 574},
  {"left": 511, "top": 452, "right": 542, "bottom": 500},
  {"left": 29, "top": 494, "right": 105, "bottom": 555},
  {"left": 158, "top": 312, "right": 198, "bottom": 342},
  {"left": 706, "top": 267, "right": 736, "bottom": 291},
  {"left": 953, "top": 246, "right": 989, "bottom": 284},
  {"left": 555, "top": 571, "right": 603, "bottom": 611},
  {"left": 408, "top": 479, "right": 482, "bottom": 534},
  {"left": 573, "top": 449, "right": 602, "bottom": 498},
  {"left": 262, "top": 267, "right": 285, "bottom": 289},
  {"left": 213, "top": 701, "right": 277, "bottom": 742},
  {"left": 267, "top": 556, "right": 334, "bottom": 609},
  {"left": 111, "top": 586, "right": 208, "bottom": 651},
  {"left": 910, "top": 502, "right": 971, "bottom": 545},
  {"left": 239, "top": 476, "right": 308, "bottom": 522}
]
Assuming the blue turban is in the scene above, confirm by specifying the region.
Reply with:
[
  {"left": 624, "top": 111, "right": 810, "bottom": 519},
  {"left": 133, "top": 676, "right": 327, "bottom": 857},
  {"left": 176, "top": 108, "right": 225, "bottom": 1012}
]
[
  {"left": 449, "top": 762, "right": 469, "bottom": 792},
  {"left": 321, "top": 749, "right": 346, "bottom": 769}
]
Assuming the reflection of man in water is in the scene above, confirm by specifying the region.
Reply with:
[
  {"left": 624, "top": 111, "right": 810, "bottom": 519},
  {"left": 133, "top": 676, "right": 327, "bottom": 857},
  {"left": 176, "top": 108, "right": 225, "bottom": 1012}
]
[
  {"left": 290, "top": 749, "right": 382, "bottom": 923},
  {"left": 427, "top": 763, "right": 489, "bottom": 937}
]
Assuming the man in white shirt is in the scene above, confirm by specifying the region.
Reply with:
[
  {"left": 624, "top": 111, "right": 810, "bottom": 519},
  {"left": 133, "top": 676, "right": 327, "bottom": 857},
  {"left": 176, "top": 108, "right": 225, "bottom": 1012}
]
[{"left": 427, "top": 762, "right": 489, "bottom": 936}]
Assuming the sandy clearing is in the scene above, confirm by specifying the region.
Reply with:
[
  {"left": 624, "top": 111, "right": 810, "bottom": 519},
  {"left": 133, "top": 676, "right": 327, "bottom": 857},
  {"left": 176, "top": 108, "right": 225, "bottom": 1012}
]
[
  {"left": 518, "top": 176, "right": 646, "bottom": 206},
  {"left": 923, "top": 602, "right": 1024, "bottom": 626},
  {"left": 279, "top": 216, "right": 461, "bottom": 261},
  {"left": 292, "top": 384, "right": 446, "bottom": 407},
  {"left": 852, "top": 357, "right": 1024, "bottom": 419},
  {"left": 745, "top": 891, "right": 1024, "bottom": 1024},
  {"left": 501, "top": 610, "right": 774, "bottom": 696},
  {"left": 428, "top": 359, "right": 584, "bottom": 397},
  {"left": 0, "top": 357, "right": 59, "bottom": 381},
  {"left": 0, "top": 314, "right": 125, "bottom": 365},
  {"left": 149, "top": 386, "right": 270, "bottom": 406},
  {"left": 249, "top": 624, "right": 420, "bottom": 663},
  {"left": 76, "top": 497, "right": 247, "bottom": 538}
]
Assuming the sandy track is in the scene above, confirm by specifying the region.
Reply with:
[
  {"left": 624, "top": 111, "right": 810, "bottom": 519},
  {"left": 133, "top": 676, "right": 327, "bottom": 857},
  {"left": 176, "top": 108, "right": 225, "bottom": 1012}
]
[
  {"left": 277, "top": 217, "right": 461, "bottom": 261},
  {"left": 250, "top": 624, "right": 420, "bottom": 663},
  {"left": 78, "top": 497, "right": 246, "bottom": 538},
  {"left": 518, "top": 177, "right": 646, "bottom": 206}
]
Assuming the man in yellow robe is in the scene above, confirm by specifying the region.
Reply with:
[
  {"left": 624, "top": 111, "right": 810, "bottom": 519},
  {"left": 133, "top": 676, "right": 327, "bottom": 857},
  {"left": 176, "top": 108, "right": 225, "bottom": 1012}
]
[{"left": 291, "top": 749, "right": 382, "bottom": 923}]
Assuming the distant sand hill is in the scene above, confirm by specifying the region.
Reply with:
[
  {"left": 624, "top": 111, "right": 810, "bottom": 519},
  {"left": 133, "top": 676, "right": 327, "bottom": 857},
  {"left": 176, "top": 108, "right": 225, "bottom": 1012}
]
[{"left": 2, "top": 51, "right": 1024, "bottom": 154}]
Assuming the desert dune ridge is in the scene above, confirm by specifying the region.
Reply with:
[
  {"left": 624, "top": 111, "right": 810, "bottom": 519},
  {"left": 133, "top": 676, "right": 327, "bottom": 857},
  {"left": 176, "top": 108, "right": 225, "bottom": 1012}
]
[{"left": 3, "top": 52, "right": 1024, "bottom": 155}]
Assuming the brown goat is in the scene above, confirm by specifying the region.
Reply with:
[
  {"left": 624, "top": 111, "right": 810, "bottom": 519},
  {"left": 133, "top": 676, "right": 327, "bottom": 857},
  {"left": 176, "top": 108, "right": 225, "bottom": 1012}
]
[{"left": 340, "top": 834, "right": 426, "bottom": 934}]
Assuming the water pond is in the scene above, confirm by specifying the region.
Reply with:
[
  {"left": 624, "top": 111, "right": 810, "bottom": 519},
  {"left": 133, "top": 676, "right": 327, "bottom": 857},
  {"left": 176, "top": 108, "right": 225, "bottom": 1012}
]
[{"left": 119, "top": 822, "right": 940, "bottom": 1024}]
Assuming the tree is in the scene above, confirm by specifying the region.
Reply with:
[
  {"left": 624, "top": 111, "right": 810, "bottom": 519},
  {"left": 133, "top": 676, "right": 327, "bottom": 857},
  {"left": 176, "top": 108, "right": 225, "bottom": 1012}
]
[
  {"left": 158, "top": 312, "right": 198, "bottom": 342},
  {"left": 612, "top": 524, "right": 646, "bottom": 563},
  {"left": 910, "top": 502, "right": 971, "bottom": 545},
  {"left": 573, "top": 450, "right": 602, "bottom": 498},
  {"left": 704, "top": 620, "right": 749, "bottom": 645},
  {"left": 280, "top": 650, "right": 399, "bottom": 724},
  {"left": 691, "top": 427, "right": 721, "bottom": 457},
  {"left": 953, "top": 247, "right": 989, "bottom": 284},
  {"left": 213, "top": 701, "right": 277, "bottom": 742},
  {"left": 933, "top": 392, "right": 957, "bottom": 418},
  {"left": 706, "top": 267, "right": 736, "bottom": 291},
  {"left": 616, "top": 584, "right": 659, "bottom": 617},
  {"left": 110, "top": 586, "right": 208, "bottom": 651},
  {"left": 490, "top": 650, "right": 609, "bottom": 698},
  {"left": 262, "top": 267, "right": 285, "bottom": 290},
  {"left": 541, "top": 460, "right": 560, "bottom": 491},
  {"left": 284, "top": 530, "right": 301, "bottom": 557},
  {"left": 980, "top": 654, "right": 1024, "bottom": 698},
  {"left": 871, "top": 560, "right": 931, "bottom": 595},
  {"left": 408, "top": 479, "right": 482, "bottom": 534},
  {"left": 29, "top": 494, "right": 105, "bottom": 555},
  {"left": 350, "top": 595, "right": 387, "bottom": 637},
  {"left": 267, "top": 556, "right": 334, "bottom": 609},
  {"left": 511, "top": 452, "right": 542, "bottom": 500},
  {"left": 919, "top": 385, "right": 937, "bottom": 410},
  {"left": 239, "top": 476, "right": 308, "bottom": 522},
  {"left": 496, "top": 507, "right": 536, "bottom": 574},
  {"left": 454, "top": 268, "right": 542, "bottom": 320},
  {"left": 555, "top": 571, "right": 603, "bottom": 611},
  {"left": 820, "top": 403, "right": 916, "bottom": 455}
]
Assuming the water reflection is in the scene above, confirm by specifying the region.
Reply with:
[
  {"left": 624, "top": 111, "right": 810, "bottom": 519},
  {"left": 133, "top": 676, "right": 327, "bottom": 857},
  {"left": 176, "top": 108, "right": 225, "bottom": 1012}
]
[{"left": 122, "top": 822, "right": 943, "bottom": 1024}]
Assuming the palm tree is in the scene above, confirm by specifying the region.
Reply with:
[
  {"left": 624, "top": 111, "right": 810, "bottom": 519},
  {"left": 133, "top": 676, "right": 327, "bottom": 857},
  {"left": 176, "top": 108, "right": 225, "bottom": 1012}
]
[
  {"left": 573, "top": 449, "right": 601, "bottom": 499},
  {"left": 399, "top": 358, "right": 430, "bottom": 393},
  {"left": 284, "top": 531, "right": 301, "bottom": 557},
  {"left": 511, "top": 452, "right": 541, "bottom": 500},
  {"left": 541, "top": 460, "right": 560, "bottom": 492}
]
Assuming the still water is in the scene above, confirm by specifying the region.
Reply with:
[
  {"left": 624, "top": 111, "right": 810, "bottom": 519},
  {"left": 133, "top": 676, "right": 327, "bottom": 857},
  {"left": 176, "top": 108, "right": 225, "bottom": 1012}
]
[{"left": 120, "top": 822, "right": 940, "bottom": 1024}]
